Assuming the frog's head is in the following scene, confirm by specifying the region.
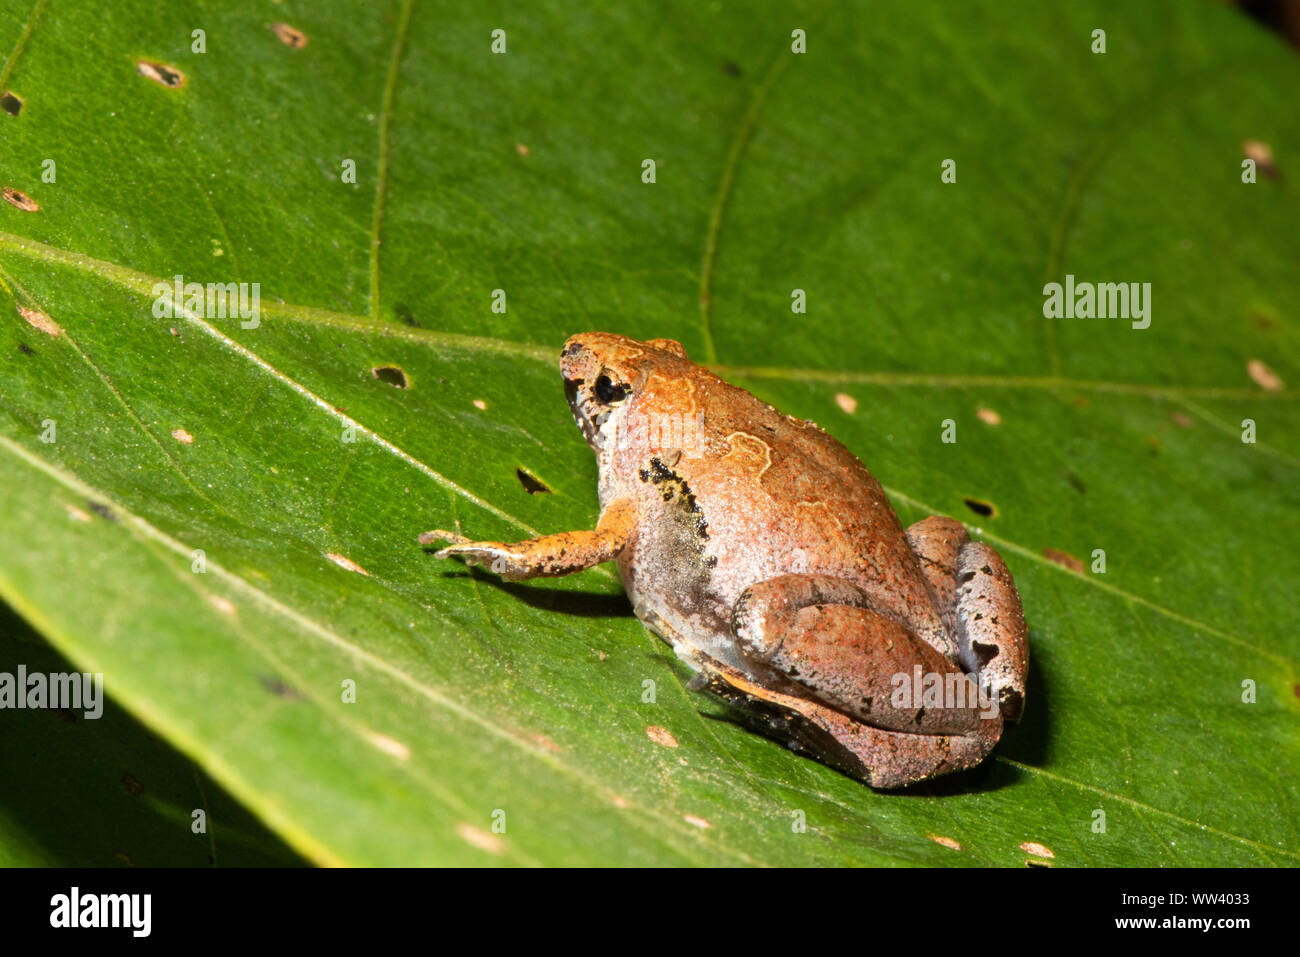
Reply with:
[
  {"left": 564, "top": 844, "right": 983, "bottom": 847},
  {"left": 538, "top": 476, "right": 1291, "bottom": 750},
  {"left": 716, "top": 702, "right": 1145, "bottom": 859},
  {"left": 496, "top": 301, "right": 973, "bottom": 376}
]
[{"left": 560, "top": 333, "right": 690, "bottom": 452}]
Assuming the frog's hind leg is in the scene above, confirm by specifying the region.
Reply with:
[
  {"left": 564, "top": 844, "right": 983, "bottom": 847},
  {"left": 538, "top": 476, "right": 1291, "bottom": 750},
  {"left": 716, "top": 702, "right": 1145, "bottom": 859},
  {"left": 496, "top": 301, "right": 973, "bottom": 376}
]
[
  {"left": 731, "top": 574, "right": 987, "bottom": 735},
  {"left": 694, "top": 653, "right": 1002, "bottom": 790}
]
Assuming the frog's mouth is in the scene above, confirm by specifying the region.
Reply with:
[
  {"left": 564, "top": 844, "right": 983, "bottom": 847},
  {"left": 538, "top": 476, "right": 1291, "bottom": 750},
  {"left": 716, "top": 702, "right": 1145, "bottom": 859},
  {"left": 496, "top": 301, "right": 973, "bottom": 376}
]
[{"left": 564, "top": 376, "right": 610, "bottom": 450}]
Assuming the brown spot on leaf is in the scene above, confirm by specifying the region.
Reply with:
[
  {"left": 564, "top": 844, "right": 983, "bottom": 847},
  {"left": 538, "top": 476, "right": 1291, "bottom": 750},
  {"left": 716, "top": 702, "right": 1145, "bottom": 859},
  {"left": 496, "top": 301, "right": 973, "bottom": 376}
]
[
  {"left": 834, "top": 392, "right": 858, "bottom": 414},
  {"left": 1170, "top": 411, "right": 1193, "bottom": 428},
  {"left": 17, "top": 304, "right": 60, "bottom": 336},
  {"left": 963, "top": 497, "right": 995, "bottom": 518},
  {"left": 3, "top": 186, "right": 39, "bottom": 211},
  {"left": 121, "top": 772, "right": 143, "bottom": 797},
  {"left": 259, "top": 674, "right": 302, "bottom": 699},
  {"left": 1042, "top": 548, "right": 1084, "bottom": 573},
  {"left": 472, "top": 398, "right": 487, "bottom": 411},
  {"left": 88, "top": 501, "right": 117, "bottom": 522},
  {"left": 136, "top": 61, "right": 185, "bottom": 87},
  {"left": 171, "top": 427, "right": 194, "bottom": 445},
  {"left": 1021, "top": 841, "right": 1054, "bottom": 858},
  {"left": 515, "top": 143, "right": 529, "bottom": 156},
  {"left": 1, "top": 91, "right": 22, "bottom": 116},
  {"left": 1247, "top": 358, "right": 1283, "bottom": 391},
  {"left": 976, "top": 407, "right": 1001, "bottom": 426},
  {"left": 456, "top": 822, "right": 504, "bottom": 854},
  {"left": 1242, "top": 139, "right": 1277, "bottom": 178},
  {"left": 271, "top": 22, "right": 309, "bottom": 48},
  {"left": 326, "top": 552, "right": 369, "bottom": 576},
  {"left": 645, "top": 725, "right": 678, "bottom": 748},
  {"left": 365, "top": 731, "right": 411, "bottom": 760},
  {"left": 683, "top": 814, "right": 712, "bottom": 829},
  {"left": 928, "top": 833, "right": 963, "bottom": 850}
]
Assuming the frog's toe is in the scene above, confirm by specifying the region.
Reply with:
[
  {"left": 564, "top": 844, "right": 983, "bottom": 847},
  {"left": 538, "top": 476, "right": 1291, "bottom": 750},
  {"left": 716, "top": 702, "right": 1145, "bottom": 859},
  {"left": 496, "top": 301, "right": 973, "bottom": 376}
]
[
  {"left": 419, "top": 529, "right": 471, "bottom": 547},
  {"left": 435, "top": 542, "right": 496, "bottom": 563}
]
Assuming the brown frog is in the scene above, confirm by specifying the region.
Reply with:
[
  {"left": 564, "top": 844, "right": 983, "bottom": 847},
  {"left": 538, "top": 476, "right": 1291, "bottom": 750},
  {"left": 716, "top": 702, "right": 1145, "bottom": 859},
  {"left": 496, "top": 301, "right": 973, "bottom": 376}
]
[{"left": 422, "top": 333, "right": 1028, "bottom": 788}]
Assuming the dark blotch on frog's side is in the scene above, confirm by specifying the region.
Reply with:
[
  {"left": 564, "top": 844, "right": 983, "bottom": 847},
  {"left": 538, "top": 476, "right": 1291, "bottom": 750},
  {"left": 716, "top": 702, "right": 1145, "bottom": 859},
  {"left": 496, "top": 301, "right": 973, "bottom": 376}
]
[{"left": 638, "top": 455, "right": 712, "bottom": 558}]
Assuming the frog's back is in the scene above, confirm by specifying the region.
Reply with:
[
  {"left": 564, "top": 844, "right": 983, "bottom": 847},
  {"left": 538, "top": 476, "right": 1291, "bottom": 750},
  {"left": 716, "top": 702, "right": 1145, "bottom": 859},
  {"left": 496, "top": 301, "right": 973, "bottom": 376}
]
[{"left": 617, "top": 370, "right": 946, "bottom": 664}]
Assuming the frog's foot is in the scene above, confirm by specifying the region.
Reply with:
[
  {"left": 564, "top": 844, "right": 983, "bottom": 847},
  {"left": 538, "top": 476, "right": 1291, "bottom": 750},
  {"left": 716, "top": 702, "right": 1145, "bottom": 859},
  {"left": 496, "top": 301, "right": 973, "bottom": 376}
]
[
  {"left": 694, "top": 654, "right": 1001, "bottom": 789},
  {"left": 424, "top": 538, "right": 536, "bottom": 580},
  {"left": 906, "top": 518, "right": 1029, "bottom": 722},
  {"left": 732, "top": 574, "right": 988, "bottom": 735},
  {"left": 955, "top": 543, "right": 1028, "bottom": 722}
]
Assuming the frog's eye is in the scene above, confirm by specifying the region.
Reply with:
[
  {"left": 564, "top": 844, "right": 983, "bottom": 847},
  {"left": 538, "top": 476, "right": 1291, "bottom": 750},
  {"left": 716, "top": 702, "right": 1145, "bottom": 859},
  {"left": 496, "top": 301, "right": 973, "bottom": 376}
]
[{"left": 594, "top": 374, "right": 628, "bottom": 404}]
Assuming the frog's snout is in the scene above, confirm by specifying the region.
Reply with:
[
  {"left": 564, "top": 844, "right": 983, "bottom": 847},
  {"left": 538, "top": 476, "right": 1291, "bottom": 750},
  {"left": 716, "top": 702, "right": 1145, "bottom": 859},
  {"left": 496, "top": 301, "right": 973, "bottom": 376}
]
[{"left": 560, "top": 335, "right": 591, "bottom": 382}]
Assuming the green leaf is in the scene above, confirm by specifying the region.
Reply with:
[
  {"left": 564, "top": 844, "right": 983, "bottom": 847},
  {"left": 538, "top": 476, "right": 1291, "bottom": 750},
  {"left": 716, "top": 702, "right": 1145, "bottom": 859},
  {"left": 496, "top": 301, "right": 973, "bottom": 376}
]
[{"left": 1, "top": 0, "right": 1296, "bottom": 865}]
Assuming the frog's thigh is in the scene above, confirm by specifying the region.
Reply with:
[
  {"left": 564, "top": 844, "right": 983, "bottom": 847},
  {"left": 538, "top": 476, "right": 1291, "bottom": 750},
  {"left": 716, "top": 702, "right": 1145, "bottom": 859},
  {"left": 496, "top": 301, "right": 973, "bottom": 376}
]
[
  {"left": 732, "top": 574, "right": 980, "bottom": 735},
  {"left": 956, "top": 542, "right": 1029, "bottom": 721}
]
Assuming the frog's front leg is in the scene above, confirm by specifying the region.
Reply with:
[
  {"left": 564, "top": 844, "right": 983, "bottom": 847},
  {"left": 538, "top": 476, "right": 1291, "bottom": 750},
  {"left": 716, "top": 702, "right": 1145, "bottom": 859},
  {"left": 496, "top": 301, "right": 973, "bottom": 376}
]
[
  {"left": 907, "top": 515, "right": 1029, "bottom": 721},
  {"left": 420, "top": 498, "right": 635, "bottom": 581},
  {"left": 731, "top": 574, "right": 986, "bottom": 734}
]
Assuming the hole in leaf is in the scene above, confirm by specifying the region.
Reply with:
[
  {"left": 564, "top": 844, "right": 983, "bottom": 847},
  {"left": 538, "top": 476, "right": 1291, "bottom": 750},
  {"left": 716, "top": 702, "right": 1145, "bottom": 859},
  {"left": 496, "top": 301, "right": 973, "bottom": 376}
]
[
  {"left": 516, "top": 468, "right": 551, "bottom": 494},
  {"left": 136, "top": 61, "right": 185, "bottom": 87},
  {"left": 963, "top": 497, "right": 995, "bottom": 518},
  {"left": 371, "top": 365, "right": 408, "bottom": 388},
  {"left": 1, "top": 91, "right": 22, "bottom": 116}
]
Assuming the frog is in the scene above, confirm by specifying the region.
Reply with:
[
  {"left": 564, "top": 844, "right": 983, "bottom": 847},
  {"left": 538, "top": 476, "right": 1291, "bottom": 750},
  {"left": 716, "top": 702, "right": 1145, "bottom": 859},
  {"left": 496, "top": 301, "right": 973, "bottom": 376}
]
[{"left": 421, "top": 332, "right": 1029, "bottom": 788}]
